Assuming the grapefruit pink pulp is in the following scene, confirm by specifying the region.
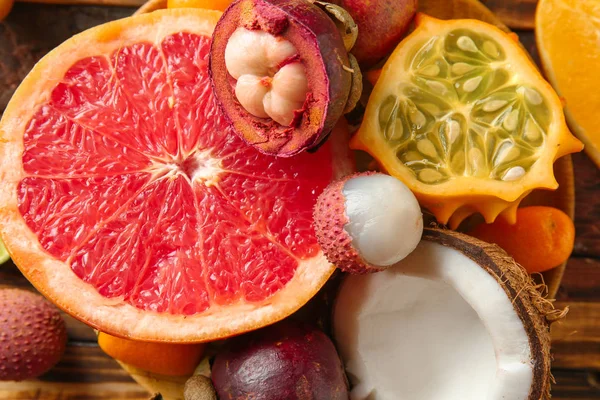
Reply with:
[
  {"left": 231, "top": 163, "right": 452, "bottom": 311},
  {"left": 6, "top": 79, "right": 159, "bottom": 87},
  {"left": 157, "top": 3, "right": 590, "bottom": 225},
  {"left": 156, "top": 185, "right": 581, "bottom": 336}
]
[{"left": 0, "top": 9, "right": 353, "bottom": 342}]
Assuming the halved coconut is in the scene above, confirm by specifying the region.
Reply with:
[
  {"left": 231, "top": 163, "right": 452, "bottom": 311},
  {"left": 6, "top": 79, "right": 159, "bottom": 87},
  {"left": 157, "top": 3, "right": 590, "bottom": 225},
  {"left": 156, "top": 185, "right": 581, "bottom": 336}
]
[{"left": 333, "top": 228, "right": 564, "bottom": 400}]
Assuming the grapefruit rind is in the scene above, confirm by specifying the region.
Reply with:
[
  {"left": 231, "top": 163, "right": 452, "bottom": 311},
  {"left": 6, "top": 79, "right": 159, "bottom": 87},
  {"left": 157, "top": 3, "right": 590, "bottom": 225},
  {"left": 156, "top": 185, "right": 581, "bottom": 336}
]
[{"left": 0, "top": 9, "right": 352, "bottom": 342}]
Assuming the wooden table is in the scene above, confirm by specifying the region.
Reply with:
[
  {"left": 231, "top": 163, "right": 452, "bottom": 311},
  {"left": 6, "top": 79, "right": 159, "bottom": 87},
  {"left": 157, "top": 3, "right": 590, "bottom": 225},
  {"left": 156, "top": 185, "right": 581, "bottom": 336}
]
[{"left": 0, "top": 0, "right": 599, "bottom": 398}]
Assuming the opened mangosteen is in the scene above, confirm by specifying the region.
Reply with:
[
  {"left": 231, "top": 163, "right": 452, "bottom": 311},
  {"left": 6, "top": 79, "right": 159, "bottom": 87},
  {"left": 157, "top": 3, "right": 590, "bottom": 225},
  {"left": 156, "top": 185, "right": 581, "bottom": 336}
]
[{"left": 209, "top": 0, "right": 353, "bottom": 157}]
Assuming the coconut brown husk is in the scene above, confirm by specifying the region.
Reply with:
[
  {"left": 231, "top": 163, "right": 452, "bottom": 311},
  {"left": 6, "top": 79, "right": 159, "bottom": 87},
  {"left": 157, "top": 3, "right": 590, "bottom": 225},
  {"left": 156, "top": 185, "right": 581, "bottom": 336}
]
[{"left": 423, "top": 228, "right": 566, "bottom": 400}]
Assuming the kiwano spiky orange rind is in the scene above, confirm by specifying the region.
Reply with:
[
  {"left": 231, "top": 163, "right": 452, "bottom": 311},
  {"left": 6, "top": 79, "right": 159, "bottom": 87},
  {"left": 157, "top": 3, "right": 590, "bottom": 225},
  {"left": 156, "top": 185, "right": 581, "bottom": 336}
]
[{"left": 351, "top": 14, "right": 583, "bottom": 228}]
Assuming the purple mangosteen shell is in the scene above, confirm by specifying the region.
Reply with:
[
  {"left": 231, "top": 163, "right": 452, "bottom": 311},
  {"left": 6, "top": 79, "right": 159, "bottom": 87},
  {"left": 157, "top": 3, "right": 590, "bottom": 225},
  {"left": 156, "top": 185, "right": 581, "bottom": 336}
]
[
  {"left": 209, "top": 0, "right": 352, "bottom": 157},
  {"left": 211, "top": 321, "right": 350, "bottom": 399}
]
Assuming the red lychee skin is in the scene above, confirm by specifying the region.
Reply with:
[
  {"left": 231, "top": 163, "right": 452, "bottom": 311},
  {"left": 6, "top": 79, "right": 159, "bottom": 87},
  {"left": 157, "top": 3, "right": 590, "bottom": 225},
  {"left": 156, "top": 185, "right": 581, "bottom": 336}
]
[
  {"left": 313, "top": 172, "right": 384, "bottom": 275},
  {"left": 211, "top": 321, "right": 349, "bottom": 400},
  {"left": 0, "top": 289, "right": 67, "bottom": 381}
]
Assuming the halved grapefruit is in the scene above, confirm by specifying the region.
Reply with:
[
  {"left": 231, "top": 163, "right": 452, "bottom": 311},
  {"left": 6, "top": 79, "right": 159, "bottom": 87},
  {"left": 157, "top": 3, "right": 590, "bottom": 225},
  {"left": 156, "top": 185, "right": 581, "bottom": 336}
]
[{"left": 0, "top": 9, "right": 353, "bottom": 342}]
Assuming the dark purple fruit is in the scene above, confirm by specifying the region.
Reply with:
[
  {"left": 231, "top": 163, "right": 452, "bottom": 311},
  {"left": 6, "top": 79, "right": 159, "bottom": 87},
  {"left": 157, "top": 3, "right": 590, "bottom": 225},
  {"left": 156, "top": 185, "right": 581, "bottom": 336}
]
[
  {"left": 331, "top": 0, "right": 418, "bottom": 67},
  {"left": 209, "top": 0, "right": 352, "bottom": 157},
  {"left": 211, "top": 321, "right": 349, "bottom": 399}
]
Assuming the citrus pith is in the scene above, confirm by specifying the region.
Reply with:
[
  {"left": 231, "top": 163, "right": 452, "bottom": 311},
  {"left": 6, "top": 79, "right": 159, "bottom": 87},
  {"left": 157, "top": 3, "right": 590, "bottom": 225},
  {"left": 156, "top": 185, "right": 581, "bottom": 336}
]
[{"left": 0, "top": 9, "right": 352, "bottom": 342}]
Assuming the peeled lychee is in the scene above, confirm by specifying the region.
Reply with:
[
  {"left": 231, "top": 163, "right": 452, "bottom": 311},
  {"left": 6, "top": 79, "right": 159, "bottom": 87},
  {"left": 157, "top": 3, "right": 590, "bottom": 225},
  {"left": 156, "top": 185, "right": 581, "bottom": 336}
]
[
  {"left": 314, "top": 172, "right": 423, "bottom": 274},
  {"left": 0, "top": 288, "right": 67, "bottom": 381}
]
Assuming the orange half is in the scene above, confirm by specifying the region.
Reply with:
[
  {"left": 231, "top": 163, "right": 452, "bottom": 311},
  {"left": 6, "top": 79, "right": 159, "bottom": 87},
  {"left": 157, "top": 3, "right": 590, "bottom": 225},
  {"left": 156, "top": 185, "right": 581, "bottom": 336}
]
[{"left": 536, "top": 0, "right": 599, "bottom": 167}]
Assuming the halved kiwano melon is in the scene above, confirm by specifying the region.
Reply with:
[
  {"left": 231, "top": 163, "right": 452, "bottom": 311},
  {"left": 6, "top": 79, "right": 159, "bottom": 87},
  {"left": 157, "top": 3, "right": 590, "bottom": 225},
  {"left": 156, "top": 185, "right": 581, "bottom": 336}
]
[
  {"left": 351, "top": 14, "right": 582, "bottom": 229},
  {"left": 0, "top": 9, "right": 353, "bottom": 342}
]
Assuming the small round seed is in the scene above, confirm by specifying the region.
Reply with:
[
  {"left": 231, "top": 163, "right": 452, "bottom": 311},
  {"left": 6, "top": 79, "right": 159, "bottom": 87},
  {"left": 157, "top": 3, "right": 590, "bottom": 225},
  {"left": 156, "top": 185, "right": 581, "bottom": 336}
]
[
  {"left": 419, "top": 168, "right": 444, "bottom": 183},
  {"left": 450, "top": 150, "right": 465, "bottom": 173},
  {"left": 386, "top": 120, "right": 404, "bottom": 141},
  {"left": 378, "top": 97, "right": 398, "bottom": 129},
  {"left": 483, "top": 99, "right": 508, "bottom": 112},
  {"left": 524, "top": 119, "right": 542, "bottom": 141},
  {"left": 463, "top": 76, "right": 483, "bottom": 93},
  {"left": 409, "top": 108, "right": 426, "bottom": 127},
  {"left": 469, "top": 147, "right": 485, "bottom": 174},
  {"left": 417, "top": 139, "right": 438, "bottom": 158},
  {"left": 402, "top": 151, "right": 423, "bottom": 162},
  {"left": 457, "top": 36, "right": 478, "bottom": 52},
  {"left": 445, "top": 120, "right": 461, "bottom": 145},
  {"left": 421, "top": 64, "right": 441, "bottom": 77},
  {"left": 503, "top": 147, "right": 521, "bottom": 164},
  {"left": 502, "top": 166, "right": 526, "bottom": 181},
  {"left": 426, "top": 80, "right": 447, "bottom": 95},
  {"left": 524, "top": 88, "right": 543, "bottom": 105},
  {"left": 482, "top": 41, "right": 500, "bottom": 58},
  {"left": 503, "top": 109, "right": 519, "bottom": 131},
  {"left": 494, "top": 143, "right": 520, "bottom": 166},
  {"left": 451, "top": 62, "right": 476, "bottom": 75}
]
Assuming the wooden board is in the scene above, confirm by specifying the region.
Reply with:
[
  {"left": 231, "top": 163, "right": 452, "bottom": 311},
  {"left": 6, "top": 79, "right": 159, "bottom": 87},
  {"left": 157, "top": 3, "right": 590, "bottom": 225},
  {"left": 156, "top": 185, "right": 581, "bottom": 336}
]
[
  {"left": 0, "top": 0, "right": 599, "bottom": 398},
  {"left": 483, "top": 0, "right": 537, "bottom": 29}
]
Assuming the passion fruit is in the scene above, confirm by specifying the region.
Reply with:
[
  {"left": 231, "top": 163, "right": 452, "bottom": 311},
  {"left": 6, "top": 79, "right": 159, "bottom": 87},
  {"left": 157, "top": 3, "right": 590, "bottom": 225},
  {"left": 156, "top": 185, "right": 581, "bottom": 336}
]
[{"left": 210, "top": 0, "right": 352, "bottom": 157}]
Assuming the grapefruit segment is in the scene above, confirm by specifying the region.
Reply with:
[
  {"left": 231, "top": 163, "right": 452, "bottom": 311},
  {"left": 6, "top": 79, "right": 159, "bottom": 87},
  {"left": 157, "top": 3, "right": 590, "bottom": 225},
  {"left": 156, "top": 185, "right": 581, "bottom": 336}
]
[
  {"left": 0, "top": 9, "right": 352, "bottom": 341},
  {"left": 197, "top": 184, "right": 299, "bottom": 304},
  {"left": 49, "top": 55, "right": 176, "bottom": 160},
  {"left": 17, "top": 174, "right": 150, "bottom": 261},
  {"left": 161, "top": 32, "right": 220, "bottom": 156},
  {"left": 68, "top": 177, "right": 207, "bottom": 314},
  {"left": 23, "top": 106, "right": 153, "bottom": 177}
]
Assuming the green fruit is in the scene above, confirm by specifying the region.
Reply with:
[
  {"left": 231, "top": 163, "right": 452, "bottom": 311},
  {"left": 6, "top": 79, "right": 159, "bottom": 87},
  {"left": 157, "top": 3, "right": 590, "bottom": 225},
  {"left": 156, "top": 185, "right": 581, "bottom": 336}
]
[
  {"left": 0, "top": 238, "right": 10, "bottom": 264},
  {"left": 0, "top": 289, "right": 67, "bottom": 381}
]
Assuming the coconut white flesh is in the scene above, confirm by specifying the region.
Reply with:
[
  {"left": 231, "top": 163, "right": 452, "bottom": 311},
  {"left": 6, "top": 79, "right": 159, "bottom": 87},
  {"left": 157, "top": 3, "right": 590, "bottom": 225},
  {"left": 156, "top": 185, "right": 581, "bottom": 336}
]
[
  {"left": 342, "top": 174, "right": 423, "bottom": 267},
  {"left": 333, "top": 240, "right": 534, "bottom": 400}
]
